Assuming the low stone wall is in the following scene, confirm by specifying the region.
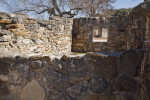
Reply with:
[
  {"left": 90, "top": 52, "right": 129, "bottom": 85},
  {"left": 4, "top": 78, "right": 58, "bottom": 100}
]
[
  {"left": 72, "top": 17, "right": 129, "bottom": 52},
  {"left": 0, "top": 12, "right": 73, "bottom": 54},
  {"left": 0, "top": 50, "right": 144, "bottom": 100}
]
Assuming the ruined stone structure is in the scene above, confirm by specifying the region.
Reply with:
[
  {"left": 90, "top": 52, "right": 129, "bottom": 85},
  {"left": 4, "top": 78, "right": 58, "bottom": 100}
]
[
  {"left": 0, "top": 13, "right": 73, "bottom": 54},
  {"left": 1, "top": 0, "right": 150, "bottom": 100},
  {"left": 72, "top": 16, "right": 128, "bottom": 52},
  {"left": 0, "top": 12, "right": 129, "bottom": 54}
]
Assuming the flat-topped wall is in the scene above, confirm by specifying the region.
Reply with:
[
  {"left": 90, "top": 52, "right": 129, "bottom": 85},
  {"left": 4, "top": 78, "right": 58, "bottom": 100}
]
[
  {"left": 0, "top": 12, "right": 73, "bottom": 55},
  {"left": 72, "top": 16, "right": 129, "bottom": 52},
  {"left": 0, "top": 12, "right": 130, "bottom": 54}
]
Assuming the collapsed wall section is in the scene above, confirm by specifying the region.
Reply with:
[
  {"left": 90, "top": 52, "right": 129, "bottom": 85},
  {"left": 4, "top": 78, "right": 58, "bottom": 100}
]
[{"left": 0, "top": 12, "right": 73, "bottom": 54}]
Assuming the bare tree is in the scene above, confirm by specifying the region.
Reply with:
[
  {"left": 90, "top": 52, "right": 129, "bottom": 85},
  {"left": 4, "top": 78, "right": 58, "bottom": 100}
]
[
  {"left": 69, "top": 0, "right": 116, "bottom": 17},
  {"left": 0, "top": 0, "right": 116, "bottom": 18},
  {"left": 0, "top": 0, "right": 81, "bottom": 18}
]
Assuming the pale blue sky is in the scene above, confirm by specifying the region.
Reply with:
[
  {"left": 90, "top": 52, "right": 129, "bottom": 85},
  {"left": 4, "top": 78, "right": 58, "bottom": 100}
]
[{"left": 113, "top": 0, "right": 144, "bottom": 9}]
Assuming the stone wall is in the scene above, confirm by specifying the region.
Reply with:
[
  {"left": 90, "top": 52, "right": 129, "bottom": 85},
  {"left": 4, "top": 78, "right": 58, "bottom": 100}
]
[
  {"left": 0, "top": 12, "right": 73, "bottom": 54},
  {"left": 0, "top": 12, "right": 130, "bottom": 54},
  {"left": 0, "top": 49, "right": 144, "bottom": 100},
  {"left": 127, "top": 0, "right": 150, "bottom": 99},
  {"left": 1, "top": 0, "right": 150, "bottom": 99},
  {"left": 72, "top": 17, "right": 129, "bottom": 52}
]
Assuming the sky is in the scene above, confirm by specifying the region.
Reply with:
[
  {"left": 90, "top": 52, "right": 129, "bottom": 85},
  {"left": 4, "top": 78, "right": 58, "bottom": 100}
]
[{"left": 113, "top": 0, "right": 144, "bottom": 9}]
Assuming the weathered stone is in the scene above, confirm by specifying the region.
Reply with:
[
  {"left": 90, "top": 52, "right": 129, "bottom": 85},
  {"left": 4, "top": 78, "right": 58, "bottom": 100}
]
[
  {"left": 0, "top": 75, "right": 8, "bottom": 82},
  {"left": 29, "top": 46, "right": 37, "bottom": 52},
  {"left": 69, "top": 76, "right": 90, "bottom": 84},
  {"left": 84, "top": 94, "right": 125, "bottom": 100},
  {"left": 25, "top": 20, "right": 36, "bottom": 24},
  {"left": 2, "top": 35, "right": 11, "bottom": 41},
  {"left": 0, "top": 30, "right": 12, "bottom": 36},
  {"left": 66, "top": 81, "right": 89, "bottom": 99},
  {"left": 22, "top": 39, "right": 32, "bottom": 44},
  {"left": 0, "top": 37, "right": 5, "bottom": 42},
  {"left": 119, "top": 50, "right": 144, "bottom": 77},
  {"left": 30, "top": 60, "right": 42, "bottom": 70},
  {"left": 0, "top": 80, "right": 10, "bottom": 97},
  {"left": 86, "top": 52, "right": 118, "bottom": 79},
  {"left": 76, "top": 43, "right": 84, "bottom": 47},
  {"left": 14, "top": 31, "right": 30, "bottom": 36},
  {"left": 115, "top": 75, "right": 139, "bottom": 94},
  {"left": 11, "top": 15, "right": 26, "bottom": 24},
  {"left": 36, "top": 20, "right": 49, "bottom": 26},
  {"left": 89, "top": 78, "right": 108, "bottom": 94},
  {"left": 8, "top": 63, "right": 29, "bottom": 84},
  {"left": 0, "top": 20, "right": 11, "bottom": 24},
  {"left": 0, "top": 12, "right": 11, "bottom": 20},
  {"left": 0, "top": 98, "right": 5, "bottom": 100},
  {"left": 0, "top": 61, "right": 10, "bottom": 75},
  {"left": 47, "top": 89, "right": 72, "bottom": 100},
  {"left": 33, "top": 39, "right": 44, "bottom": 44},
  {"left": 11, "top": 13, "right": 28, "bottom": 18},
  {"left": 6, "top": 24, "right": 24, "bottom": 29},
  {"left": 15, "top": 63, "right": 29, "bottom": 75},
  {"left": 20, "top": 80, "right": 45, "bottom": 100},
  {"left": 43, "top": 68, "right": 69, "bottom": 90}
]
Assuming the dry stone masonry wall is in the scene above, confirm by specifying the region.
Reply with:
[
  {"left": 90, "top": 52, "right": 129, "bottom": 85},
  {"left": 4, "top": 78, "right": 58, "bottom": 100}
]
[
  {"left": 0, "top": 12, "right": 130, "bottom": 55},
  {"left": 0, "top": 12, "right": 73, "bottom": 54},
  {"left": 0, "top": 50, "right": 144, "bottom": 100}
]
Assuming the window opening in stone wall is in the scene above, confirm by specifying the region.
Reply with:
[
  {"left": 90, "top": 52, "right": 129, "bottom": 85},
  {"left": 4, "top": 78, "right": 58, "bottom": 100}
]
[{"left": 92, "top": 27, "right": 108, "bottom": 42}]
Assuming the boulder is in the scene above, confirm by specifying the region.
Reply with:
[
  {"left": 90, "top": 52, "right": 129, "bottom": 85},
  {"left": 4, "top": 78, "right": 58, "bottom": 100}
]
[{"left": 20, "top": 80, "right": 45, "bottom": 100}]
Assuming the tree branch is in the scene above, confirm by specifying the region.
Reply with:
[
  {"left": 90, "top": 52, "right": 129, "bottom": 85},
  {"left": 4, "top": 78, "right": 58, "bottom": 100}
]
[
  {"left": 52, "top": 0, "right": 62, "bottom": 16},
  {"left": 61, "top": 8, "right": 82, "bottom": 17},
  {"left": 14, "top": 9, "right": 49, "bottom": 14}
]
